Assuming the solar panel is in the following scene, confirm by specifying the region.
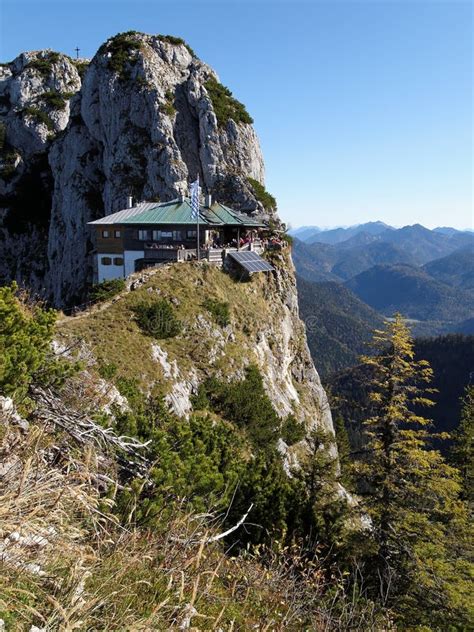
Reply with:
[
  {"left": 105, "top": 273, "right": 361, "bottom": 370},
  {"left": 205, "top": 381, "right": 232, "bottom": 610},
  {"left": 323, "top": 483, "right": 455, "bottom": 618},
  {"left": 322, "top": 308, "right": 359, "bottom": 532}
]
[{"left": 227, "top": 250, "right": 275, "bottom": 273}]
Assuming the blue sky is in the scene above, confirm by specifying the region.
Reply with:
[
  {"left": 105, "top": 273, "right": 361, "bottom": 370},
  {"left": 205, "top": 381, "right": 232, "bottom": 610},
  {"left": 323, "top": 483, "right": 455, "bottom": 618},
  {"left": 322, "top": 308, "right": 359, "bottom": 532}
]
[{"left": 1, "top": 0, "right": 472, "bottom": 229}]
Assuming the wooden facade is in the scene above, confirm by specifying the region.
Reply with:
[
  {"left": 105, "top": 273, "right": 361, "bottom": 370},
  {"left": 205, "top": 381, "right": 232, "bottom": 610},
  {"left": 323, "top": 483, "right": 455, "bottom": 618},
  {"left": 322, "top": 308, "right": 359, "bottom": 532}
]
[{"left": 95, "top": 226, "right": 125, "bottom": 254}]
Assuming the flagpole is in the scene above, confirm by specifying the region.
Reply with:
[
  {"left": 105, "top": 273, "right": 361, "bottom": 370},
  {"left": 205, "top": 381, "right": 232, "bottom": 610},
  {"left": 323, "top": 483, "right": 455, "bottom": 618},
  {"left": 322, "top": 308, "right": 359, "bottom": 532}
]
[{"left": 196, "top": 175, "right": 200, "bottom": 261}]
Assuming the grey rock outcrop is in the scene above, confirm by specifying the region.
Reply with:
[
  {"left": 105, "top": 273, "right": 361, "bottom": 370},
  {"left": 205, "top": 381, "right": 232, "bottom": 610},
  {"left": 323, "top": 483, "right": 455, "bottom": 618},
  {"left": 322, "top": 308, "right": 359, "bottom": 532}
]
[
  {"left": 0, "top": 33, "right": 273, "bottom": 305},
  {"left": 0, "top": 51, "right": 82, "bottom": 294}
]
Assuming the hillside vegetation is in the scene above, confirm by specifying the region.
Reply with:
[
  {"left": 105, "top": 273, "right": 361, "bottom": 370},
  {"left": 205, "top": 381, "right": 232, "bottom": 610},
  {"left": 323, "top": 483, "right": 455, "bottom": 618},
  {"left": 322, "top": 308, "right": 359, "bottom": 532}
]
[
  {"left": 423, "top": 245, "right": 474, "bottom": 290},
  {"left": 345, "top": 263, "right": 474, "bottom": 322},
  {"left": 296, "top": 276, "right": 385, "bottom": 378},
  {"left": 1, "top": 264, "right": 473, "bottom": 629},
  {"left": 0, "top": 268, "right": 395, "bottom": 630}
]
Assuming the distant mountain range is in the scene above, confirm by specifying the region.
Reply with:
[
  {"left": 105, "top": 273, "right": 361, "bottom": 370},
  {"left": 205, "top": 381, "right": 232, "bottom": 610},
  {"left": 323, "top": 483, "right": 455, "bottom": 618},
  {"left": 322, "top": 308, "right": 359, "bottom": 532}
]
[
  {"left": 290, "top": 221, "right": 472, "bottom": 247},
  {"left": 294, "top": 223, "right": 474, "bottom": 452},
  {"left": 345, "top": 263, "right": 474, "bottom": 323},
  {"left": 292, "top": 222, "right": 474, "bottom": 338},
  {"left": 290, "top": 221, "right": 389, "bottom": 244},
  {"left": 294, "top": 222, "right": 474, "bottom": 281}
]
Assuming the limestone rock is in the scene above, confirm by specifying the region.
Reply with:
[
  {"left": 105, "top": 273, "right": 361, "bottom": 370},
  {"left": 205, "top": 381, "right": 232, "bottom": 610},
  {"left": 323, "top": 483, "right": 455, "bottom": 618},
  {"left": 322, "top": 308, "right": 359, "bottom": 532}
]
[
  {"left": 1, "top": 34, "right": 271, "bottom": 306},
  {"left": 0, "top": 50, "right": 82, "bottom": 295},
  {"left": 0, "top": 396, "right": 29, "bottom": 431}
]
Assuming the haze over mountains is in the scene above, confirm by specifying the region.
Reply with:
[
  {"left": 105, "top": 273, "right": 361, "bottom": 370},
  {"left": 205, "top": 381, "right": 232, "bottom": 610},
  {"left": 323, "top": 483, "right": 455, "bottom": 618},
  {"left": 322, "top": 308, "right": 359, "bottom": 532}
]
[
  {"left": 290, "top": 222, "right": 473, "bottom": 246},
  {"left": 291, "top": 222, "right": 474, "bottom": 375}
]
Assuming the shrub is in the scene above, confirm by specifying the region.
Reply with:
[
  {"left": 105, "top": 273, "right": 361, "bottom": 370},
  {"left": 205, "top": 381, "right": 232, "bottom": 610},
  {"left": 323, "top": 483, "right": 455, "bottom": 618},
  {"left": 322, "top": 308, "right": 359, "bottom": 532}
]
[
  {"left": 157, "top": 34, "right": 196, "bottom": 58},
  {"left": 161, "top": 102, "right": 175, "bottom": 116},
  {"left": 22, "top": 106, "right": 54, "bottom": 131},
  {"left": 89, "top": 278, "right": 125, "bottom": 302},
  {"left": 136, "top": 76, "right": 152, "bottom": 90},
  {"left": 191, "top": 383, "right": 209, "bottom": 410},
  {"left": 0, "top": 149, "right": 19, "bottom": 181},
  {"left": 98, "top": 362, "right": 118, "bottom": 380},
  {"left": 115, "top": 376, "right": 144, "bottom": 412},
  {"left": 73, "top": 59, "right": 89, "bottom": 79},
  {"left": 132, "top": 413, "right": 245, "bottom": 516},
  {"left": 40, "top": 90, "right": 74, "bottom": 110},
  {"left": 115, "top": 393, "right": 295, "bottom": 544},
  {"left": 281, "top": 414, "right": 305, "bottom": 445},
  {"left": 27, "top": 51, "right": 61, "bottom": 78},
  {"left": 204, "top": 77, "right": 253, "bottom": 126},
  {"left": 0, "top": 123, "right": 18, "bottom": 180},
  {"left": 201, "top": 365, "right": 279, "bottom": 450},
  {"left": 99, "top": 31, "right": 142, "bottom": 81},
  {"left": 0, "top": 284, "right": 79, "bottom": 404},
  {"left": 247, "top": 177, "right": 276, "bottom": 210},
  {"left": 161, "top": 90, "right": 176, "bottom": 117},
  {"left": 133, "top": 299, "right": 182, "bottom": 339},
  {"left": 203, "top": 298, "right": 230, "bottom": 327}
]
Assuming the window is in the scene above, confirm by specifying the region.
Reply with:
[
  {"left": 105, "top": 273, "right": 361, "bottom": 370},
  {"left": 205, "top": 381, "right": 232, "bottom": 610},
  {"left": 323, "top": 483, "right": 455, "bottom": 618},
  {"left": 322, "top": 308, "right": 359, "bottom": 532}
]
[
  {"left": 152, "top": 230, "right": 160, "bottom": 241},
  {"left": 101, "top": 230, "right": 109, "bottom": 238},
  {"left": 101, "top": 257, "right": 112, "bottom": 265},
  {"left": 114, "top": 230, "right": 121, "bottom": 238},
  {"left": 113, "top": 257, "right": 124, "bottom": 266},
  {"left": 186, "top": 230, "right": 197, "bottom": 239},
  {"left": 138, "top": 230, "right": 151, "bottom": 240},
  {"left": 161, "top": 231, "right": 173, "bottom": 239}
]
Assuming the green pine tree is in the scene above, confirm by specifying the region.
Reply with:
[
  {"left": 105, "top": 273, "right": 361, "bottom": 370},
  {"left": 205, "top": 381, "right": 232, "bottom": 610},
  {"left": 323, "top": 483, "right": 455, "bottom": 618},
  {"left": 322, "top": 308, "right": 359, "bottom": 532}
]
[
  {"left": 333, "top": 414, "right": 352, "bottom": 488},
  {"left": 0, "top": 283, "right": 79, "bottom": 407},
  {"left": 450, "top": 385, "right": 474, "bottom": 508},
  {"left": 291, "top": 428, "right": 352, "bottom": 563},
  {"left": 355, "top": 314, "right": 473, "bottom": 629}
]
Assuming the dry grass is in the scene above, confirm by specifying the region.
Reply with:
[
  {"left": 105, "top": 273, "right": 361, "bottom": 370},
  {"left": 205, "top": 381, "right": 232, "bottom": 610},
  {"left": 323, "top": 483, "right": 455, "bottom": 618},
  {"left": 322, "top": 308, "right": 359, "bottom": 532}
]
[
  {"left": 0, "top": 414, "right": 111, "bottom": 629},
  {"left": 0, "top": 407, "right": 392, "bottom": 631}
]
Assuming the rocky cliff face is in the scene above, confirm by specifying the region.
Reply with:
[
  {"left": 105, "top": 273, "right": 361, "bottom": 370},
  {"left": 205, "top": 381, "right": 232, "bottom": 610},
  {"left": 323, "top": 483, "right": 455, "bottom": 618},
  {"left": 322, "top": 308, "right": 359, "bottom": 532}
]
[
  {"left": 0, "top": 51, "right": 82, "bottom": 295},
  {"left": 1, "top": 33, "right": 273, "bottom": 305}
]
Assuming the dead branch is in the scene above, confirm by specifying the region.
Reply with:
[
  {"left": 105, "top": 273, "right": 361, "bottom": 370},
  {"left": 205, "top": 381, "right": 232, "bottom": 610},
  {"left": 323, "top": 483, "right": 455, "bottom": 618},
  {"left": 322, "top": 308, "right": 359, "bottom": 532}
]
[
  {"left": 30, "top": 386, "right": 150, "bottom": 474},
  {"left": 170, "top": 504, "right": 253, "bottom": 545}
]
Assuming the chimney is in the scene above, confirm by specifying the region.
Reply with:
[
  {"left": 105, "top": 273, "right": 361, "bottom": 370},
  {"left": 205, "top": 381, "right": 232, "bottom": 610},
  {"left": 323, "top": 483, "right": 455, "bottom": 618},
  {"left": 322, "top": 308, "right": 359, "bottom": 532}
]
[
  {"left": 204, "top": 192, "right": 212, "bottom": 207},
  {"left": 126, "top": 195, "right": 133, "bottom": 209},
  {"left": 178, "top": 192, "right": 185, "bottom": 202}
]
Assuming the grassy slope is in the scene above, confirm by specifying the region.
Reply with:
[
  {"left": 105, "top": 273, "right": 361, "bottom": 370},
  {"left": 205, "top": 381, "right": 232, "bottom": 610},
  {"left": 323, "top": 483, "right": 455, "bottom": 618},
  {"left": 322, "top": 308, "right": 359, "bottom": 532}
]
[
  {"left": 58, "top": 261, "right": 270, "bottom": 395},
  {"left": 0, "top": 396, "right": 355, "bottom": 631},
  {"left": 3, "top": 257, "right": 392, "bottom": 630}
]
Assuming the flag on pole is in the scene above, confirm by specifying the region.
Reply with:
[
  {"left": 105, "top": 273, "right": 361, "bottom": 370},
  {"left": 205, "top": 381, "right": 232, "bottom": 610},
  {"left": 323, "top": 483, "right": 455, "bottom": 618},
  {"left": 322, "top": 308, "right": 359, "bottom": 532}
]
[
  {"left": 190, "top": 176, "right": 201, "bottom": 260},
  {"left": 190, "top": 176, "right": 200, "bottom": 219}
]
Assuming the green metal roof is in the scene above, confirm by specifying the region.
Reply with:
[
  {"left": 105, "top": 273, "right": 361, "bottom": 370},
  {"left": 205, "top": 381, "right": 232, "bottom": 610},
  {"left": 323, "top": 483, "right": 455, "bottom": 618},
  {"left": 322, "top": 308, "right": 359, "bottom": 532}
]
[
  {"left": 121, "top": 200, "right": 205, "bottom": 225},
  {"left": 209, "top": 202, "right": 264, "bottom": 227},
  {"left": 118, "top": 199, "right": 265, "bottom": 227},
  {"left": 88, "top": 198, "right": 266, "bottom": 228}
]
